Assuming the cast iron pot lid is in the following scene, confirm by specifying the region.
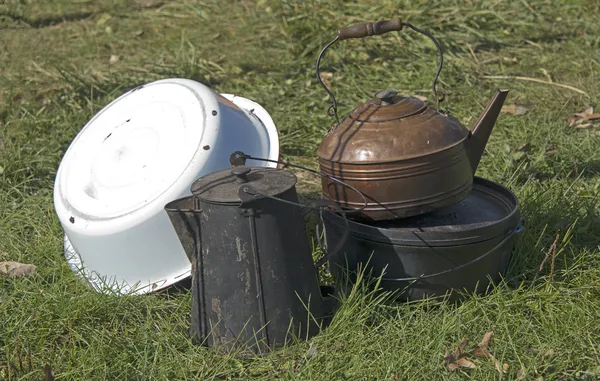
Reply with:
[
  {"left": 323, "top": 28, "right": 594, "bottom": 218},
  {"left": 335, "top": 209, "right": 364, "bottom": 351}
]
[
  {"left": 191, "top": 166, "right": 297, "bottom": 204},
  {"left": 323, "top": 177, "right": 521, "bottom": 247}
]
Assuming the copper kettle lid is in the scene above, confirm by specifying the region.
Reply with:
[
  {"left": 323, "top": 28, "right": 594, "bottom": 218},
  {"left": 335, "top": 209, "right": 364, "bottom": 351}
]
[
  {"left": 349, "top": 89, "right": 427, "bottom": 122},
  {"left": 316, "top": 98, "right": 468, "bottom": 163}
]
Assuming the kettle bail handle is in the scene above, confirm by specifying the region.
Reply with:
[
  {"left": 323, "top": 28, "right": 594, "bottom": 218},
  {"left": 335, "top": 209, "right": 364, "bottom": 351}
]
[
  {"left": 316, "top": 19, "right": 445, "bottom": 125},
  {"left": 337, "top": 19, "right": 404, "bottom": 40}
]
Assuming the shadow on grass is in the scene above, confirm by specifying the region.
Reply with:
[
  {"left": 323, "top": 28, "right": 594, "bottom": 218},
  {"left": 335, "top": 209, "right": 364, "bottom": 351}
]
[{"left": 504, "top": 175, "right": 600, "bottom": 288}]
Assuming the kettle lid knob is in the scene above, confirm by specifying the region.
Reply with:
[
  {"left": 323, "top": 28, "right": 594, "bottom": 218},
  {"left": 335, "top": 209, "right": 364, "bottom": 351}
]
[
  {"left": 374, "top": 89, "right": 398, "bottom": 105},
  {"left": 231, "top": 167, "right": 251, "bottom": 183}
]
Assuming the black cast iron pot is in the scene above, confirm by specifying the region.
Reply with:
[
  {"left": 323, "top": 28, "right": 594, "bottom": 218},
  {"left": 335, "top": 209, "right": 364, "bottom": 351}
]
[{"left": 321, "top": 177, "right": 524, "bottom": 302}]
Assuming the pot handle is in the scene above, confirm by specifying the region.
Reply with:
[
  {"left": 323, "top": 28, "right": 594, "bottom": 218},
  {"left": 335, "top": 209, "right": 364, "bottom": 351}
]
[
  {"left": 316, "top": 19, "right": 444, "bottom": 125},
  {"left": 380, "top": 219, "right": 526, "bottom": 283}
]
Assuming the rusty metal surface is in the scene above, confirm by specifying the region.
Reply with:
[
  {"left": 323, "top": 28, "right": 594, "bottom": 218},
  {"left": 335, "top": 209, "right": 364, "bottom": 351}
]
[
  {"left": 165, "top": 168, "right": 339, "bottom": 353},
  {"left": 190, "top": 166, "right": 297, "bottom": 204}
]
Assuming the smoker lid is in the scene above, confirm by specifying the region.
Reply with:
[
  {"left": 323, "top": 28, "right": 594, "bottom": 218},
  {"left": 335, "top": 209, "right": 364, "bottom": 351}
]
[
  {"left": 372, "top": 180, "right": 512, "bottom": 231},
  {"left": 191, "top": 166, "right": 297, "bottom": 204},
  {"left": 323, "top": 177, "right": 521, "bottom": 246}
]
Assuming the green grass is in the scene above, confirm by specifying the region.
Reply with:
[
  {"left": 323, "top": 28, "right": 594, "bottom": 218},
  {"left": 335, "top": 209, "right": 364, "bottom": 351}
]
[{"left": 2, "top": 0, "right": 600, "bottom": 379}]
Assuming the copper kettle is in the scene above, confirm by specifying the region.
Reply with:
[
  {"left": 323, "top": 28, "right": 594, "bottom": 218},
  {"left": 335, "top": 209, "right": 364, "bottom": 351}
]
[{"left": 316, "top": 19, "right": 509, "bottom": 221}]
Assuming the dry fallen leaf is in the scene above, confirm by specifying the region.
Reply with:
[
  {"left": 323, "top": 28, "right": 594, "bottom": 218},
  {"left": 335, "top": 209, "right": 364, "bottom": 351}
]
[
  {"left": 444, "top": 350, "right": 477, "bottom": 371},
  {"left": 454, "top": 357, "right": 477, "bottom": 370},
  {"left": 470, "top": 331, "right": 506, "bottom": 374},
  {"left": 444, "top": 333, "right": 510, "bottom": 373},
  {"left": 134, "top": 0, "right": 164, "bottom": 8},
  {"left": 305, "top": 344, "right": 317, "bottom": 359},
  {"left": 502, "top": 104, "right": 529, "bottom": 116},
  {"left": 44, "top": 364, "right": 55, "bottom": 381},
  {"left": 543, "top": 349, "right": 555, "bottom": 358},
  {"left": 0, "top": 261, "right": 36, "bottom": 277},
  {"left": 319, "top": 72, "right": 333, "bottom": 88},
  {"left": 414, "top": 94, "right": 429, "bottom": 103},
  {"left": 96, "top": 13, "right": 112, "bottom": 26},
  {"left": 576, "top": 123, "right": 593, "bottom": 129},
  {"left": 568, "top": 106, "right": 600, "bottom": 127},
  {"left": 444, "top": 338, "right": 476, "bottom": 371},
  {"left": 471, "top": 331, "right": 493, "bottom": 358},
  {"left": 494, "top": 360, "right": 504, "bottom": 374}
]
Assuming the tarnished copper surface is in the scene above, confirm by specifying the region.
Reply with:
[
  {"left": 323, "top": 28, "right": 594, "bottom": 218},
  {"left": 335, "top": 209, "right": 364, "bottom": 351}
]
[
  {"left": 315, "top": 19, "right": 509, "bottom": 221},
  {"left": 317, "top": 89, "right": 509, "bottom": 221},
  {"left": 319, "top": 143, "right": 473, "bottom": 220},
  {"left": 350, "top": 95, "right": 426, "bottom": 122},
  {"left": 468, "top": 90, "right": 509, "bottom": 174},
  {"left": 318, "top": 99, "right": 468, "bottom": 163}
]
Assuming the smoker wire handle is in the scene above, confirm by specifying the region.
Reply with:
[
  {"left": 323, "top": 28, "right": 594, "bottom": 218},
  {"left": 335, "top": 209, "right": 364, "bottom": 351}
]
[{"left": 381, "top": 220, "right": 525, "bottom": 282}]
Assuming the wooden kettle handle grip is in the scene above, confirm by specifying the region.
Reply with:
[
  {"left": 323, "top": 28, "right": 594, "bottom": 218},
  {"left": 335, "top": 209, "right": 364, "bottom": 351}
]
[{"left": 337, "top": 19, "right": 403, "bottom": 40}]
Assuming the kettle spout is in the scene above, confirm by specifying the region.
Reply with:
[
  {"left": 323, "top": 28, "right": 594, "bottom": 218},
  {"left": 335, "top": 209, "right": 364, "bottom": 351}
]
[
  {"left": 165, "top": 197, "right": 201, "bottom": 264},
  {"left": 467, "top": 89, "right": 510, "bottom": 174}
]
